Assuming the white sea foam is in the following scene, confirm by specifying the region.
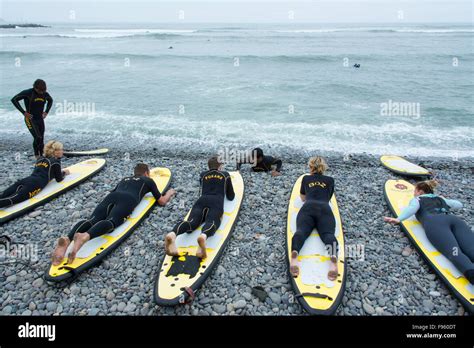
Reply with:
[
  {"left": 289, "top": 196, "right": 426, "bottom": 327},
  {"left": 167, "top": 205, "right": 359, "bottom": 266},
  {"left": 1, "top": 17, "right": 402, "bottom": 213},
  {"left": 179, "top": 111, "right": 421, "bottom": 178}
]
[{"left": 0, "top": 110, "right": 472, "bottom": 158}]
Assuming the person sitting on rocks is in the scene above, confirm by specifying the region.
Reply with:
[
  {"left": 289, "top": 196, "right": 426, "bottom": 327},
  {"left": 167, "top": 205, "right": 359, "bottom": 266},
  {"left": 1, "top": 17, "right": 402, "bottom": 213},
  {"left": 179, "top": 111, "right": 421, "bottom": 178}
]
[
  {"left": 236, "top": 147, "right": 282, "bottom": 176},
  {"left": 52, "top": 163, "right": 175, "bottom": 265}
]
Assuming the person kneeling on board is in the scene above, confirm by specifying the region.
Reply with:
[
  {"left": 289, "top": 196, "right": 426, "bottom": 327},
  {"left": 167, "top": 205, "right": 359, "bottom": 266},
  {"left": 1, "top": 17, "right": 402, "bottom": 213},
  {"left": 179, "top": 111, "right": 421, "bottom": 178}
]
[
  {"left": 236, "top": 147, "right": 282, "bottom": 177},
  {"left": 384, "top": 180, "right": 474, "bottom": 284},
  {"left": 165, "top": 156, "right": 235, "bottom": 259},
  {"left": 289, "top": 156, "right": 338, "bottom": 280},
  {"left": 52, "top": 163, "right": 175, "bottom": 265},
  {"left": 0, "top": 140, "right": 69, "bottom": 208}
]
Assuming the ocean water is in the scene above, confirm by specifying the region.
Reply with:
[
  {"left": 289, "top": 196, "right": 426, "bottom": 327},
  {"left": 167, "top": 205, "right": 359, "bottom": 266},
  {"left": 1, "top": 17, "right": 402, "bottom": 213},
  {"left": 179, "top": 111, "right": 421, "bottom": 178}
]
[{"left": 0, "top": 23, "right": 473, "bottom": 157}]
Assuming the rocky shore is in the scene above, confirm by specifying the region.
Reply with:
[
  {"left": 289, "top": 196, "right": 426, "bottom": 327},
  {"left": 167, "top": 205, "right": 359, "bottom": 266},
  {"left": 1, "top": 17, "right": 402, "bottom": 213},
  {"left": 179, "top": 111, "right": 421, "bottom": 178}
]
[{"left": 0, "top": 133, "right": 472, "bottom": 316}]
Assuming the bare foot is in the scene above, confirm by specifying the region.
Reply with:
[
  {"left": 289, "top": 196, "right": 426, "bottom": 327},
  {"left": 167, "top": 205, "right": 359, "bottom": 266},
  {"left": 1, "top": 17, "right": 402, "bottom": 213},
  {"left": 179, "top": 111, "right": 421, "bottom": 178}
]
[
  {"left": 165, "top": 232, "right": 179, "bottom": 256},
  {"left": 67, "top": 232, "right": 90, "bottom": 264},
  {"left": 290, "top": 250, "right": 300, "bottom": 277},
  {"left": 51, "top": 237, "right": 70, "bottom": 266},
  {"left": 328, "top": 256, "right": 338, "bottom": 281},
  {"left": 196, "top": 234, "right": 207, "bottom": 259}
]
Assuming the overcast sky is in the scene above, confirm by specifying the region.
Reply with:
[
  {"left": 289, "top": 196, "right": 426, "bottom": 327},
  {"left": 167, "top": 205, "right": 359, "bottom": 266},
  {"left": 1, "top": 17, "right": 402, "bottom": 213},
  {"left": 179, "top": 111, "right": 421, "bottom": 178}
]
[{"left": 0, "top": 0, "right": 472, "bottom": 23}]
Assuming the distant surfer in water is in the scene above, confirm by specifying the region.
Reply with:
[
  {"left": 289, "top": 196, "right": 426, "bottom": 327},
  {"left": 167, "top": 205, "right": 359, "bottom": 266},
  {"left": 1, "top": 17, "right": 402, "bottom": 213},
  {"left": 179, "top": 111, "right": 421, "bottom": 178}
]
[
  {"left": 353, "top": 63, "right": 360, "bottom": 68},
  {"left": 236, "top": 147, "right": 282, "bottom": 176},
  {"left": 289, "top": 156, "right": 338, "bottom": 280},
  {"left": 384, "top": 180, "right": 474, "bottom": 284},
  {"left": 11, "top": 79, "right": 53, "bottom": 159},
  {"left": 0, "top": 141, "right": 69, "bottom": 208},
  {"left": 52, "top": 163, "right": 175, "bottom": 265},
  {"left": 165, "top": 156, "right": 235, "bottom": 259}
]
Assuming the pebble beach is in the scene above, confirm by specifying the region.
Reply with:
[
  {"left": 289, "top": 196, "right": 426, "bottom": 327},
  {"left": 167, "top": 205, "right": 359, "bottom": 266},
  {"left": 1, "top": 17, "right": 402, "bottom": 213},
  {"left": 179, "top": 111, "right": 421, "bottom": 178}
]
[{"left": 0, "top": 133, "right": 473, "bottom": 316}]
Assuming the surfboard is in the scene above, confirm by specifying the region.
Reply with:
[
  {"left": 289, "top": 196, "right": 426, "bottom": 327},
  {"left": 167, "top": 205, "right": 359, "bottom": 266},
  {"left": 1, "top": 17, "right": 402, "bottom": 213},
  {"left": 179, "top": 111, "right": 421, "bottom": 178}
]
[
  {"left": 380, "top": 155, "right": 431, "bottom": 177},
  {"left": 45, "top": 167, "right": 172, "bottom": 282},
  {"left": 286, "top": 174, "right": 346, "bottom": 315},
  {"left": 384, "top": 179, "right": 474, "bottom": 313},
  {"left": 63, "top": 148, "right": 109, "bottom": 157},
  {"left": 0, "top": 158, "right": 106, "bottom": 225},
  {"left": 154, "top": 171, "right": 244, "bottom": 306}
]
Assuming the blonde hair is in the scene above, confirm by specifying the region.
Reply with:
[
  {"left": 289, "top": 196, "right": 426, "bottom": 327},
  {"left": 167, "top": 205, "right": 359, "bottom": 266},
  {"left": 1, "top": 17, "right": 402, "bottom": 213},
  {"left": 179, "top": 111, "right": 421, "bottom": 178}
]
[
  {"left": 43, "top": 140, "right": 63, "bottom": 158},
  {"left": 308, "top": 156, "right": 328, "bottom": 174},
  {"left": 415, "top": 180, "right": 438, "bottom": 194}
]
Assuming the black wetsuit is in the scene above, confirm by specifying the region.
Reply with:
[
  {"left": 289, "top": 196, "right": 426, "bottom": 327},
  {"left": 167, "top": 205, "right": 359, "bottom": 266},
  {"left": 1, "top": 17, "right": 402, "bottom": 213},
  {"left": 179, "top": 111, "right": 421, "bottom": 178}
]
[
  {"left": 292, "top": 173, "right": 337, "bottom": 255},
  {"left": 11, "top": 88, "right": 53, "bottom": 157},
  {"left": 416, "top": 196, "right": 474, "bottom": 281},
  {"left": 236, "top": 155, "right": 282, "bottom": 172},
  {"left": 173, "top": 170, "right": 235, "bottom": 237},
  {"left": 68, "top": 176, "right": 162, "bottom": 240},
  {"left": 0, "top": 157, "right": 64, "bottom": 208}
]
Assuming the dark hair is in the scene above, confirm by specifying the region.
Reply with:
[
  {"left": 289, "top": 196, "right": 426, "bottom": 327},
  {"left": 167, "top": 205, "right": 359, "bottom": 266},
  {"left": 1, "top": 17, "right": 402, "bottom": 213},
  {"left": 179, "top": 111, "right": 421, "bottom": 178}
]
[
  {"left": 253, "top": 147, "right": 264, "bottom": 159},
  {"left": 33, "top": 79, "right": 47, "bottom": 91},
  {"left": 415, "top": 180, "right": 438, "bottom": 194},
  {"left": 134, "top": 163, "right": 150, "bottom": 176},
  {"left": 208, "top": 156, "right": 222, "bottom": 170}
]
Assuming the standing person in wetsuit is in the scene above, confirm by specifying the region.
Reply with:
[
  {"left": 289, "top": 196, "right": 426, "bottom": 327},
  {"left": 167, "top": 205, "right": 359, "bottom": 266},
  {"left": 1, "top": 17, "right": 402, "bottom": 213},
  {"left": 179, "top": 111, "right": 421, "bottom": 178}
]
[
  {"left": 0, "top": 140, "right": 69, "bottom": 209},
  {"left": 289, "top": 156, "right": 338, "bottom": 280},
  {"left": 11, "top": 79, "right": 53, "bottom": 158},
  {"left": 51, "top": 163, "right": 176, "bottom": 265},
  {"left": 236, "top": 147, "right": 282, "bottom": 177},
  {"left": 165, "top": 156, "right": 235, "bottom": 259},
  {"left": 384, "top": 180, "right": 474, "bottom": 284}
]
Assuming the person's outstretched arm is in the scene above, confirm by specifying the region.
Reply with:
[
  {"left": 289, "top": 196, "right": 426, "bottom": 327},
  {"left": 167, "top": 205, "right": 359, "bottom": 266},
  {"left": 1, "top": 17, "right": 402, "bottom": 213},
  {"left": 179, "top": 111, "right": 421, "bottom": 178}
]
[
  {"left": 384, "top": 198, "right": 420, "bottom": 224},
  {"left": 149, "top": 178, "right": 175, "bottom": 206}
]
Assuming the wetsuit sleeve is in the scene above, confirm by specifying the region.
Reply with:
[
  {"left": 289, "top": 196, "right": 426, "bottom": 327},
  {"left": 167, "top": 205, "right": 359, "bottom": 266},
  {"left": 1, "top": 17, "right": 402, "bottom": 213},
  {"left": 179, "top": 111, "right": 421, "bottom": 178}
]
[
  {"left": 441, "top": 197, "right": 463, "bottom": 210},
  {"left": 329, "top": 178, "right": 335, "bottom": 199},
  {"left": 300, "top": 177, "right": 306, "bottom": 195},
  {"left": 397, "top": 198, "right": 420, "bottom": 221},
  {"left": 11, "top": 89, "right": 29, "bottom": 114},
  {"left": 225, "top": 173, "right": 235, "bottom": 200},
  {"left": 52, "top": 162, "right": 65, "bottom": 182},
  {"left": 147, "top": 178, "right": 162, "bottom": 200},
  {"left": 45, "top": 92, "right": 53, "bottom": 113},
  {"left": 236, "top": 156, "right": 250, "bottom": 170},
  {"left": 271, "top": 157, "right": 282, "bottom": 171}
]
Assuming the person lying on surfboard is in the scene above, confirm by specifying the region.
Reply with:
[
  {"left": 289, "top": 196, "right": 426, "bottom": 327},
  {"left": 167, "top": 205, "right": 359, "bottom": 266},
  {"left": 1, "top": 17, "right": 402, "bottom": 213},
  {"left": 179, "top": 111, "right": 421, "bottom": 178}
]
[
  {"left": 165, "top": 156, "right": 235, "bottom": 259},
  {"left": 289, "top": 156, "right": 339, "bottom": 280},
  {"left": 52, "top": 163, "right": 175, "bottom": 265},
  {"left": 236, "top": 147, "right": 282, "bottom": 177},
  {"left": 384, "top": 180, "right": 474, "bottom": 284},
  {"left": 0, "top": 140, "right": 70, "bottom": 209}
]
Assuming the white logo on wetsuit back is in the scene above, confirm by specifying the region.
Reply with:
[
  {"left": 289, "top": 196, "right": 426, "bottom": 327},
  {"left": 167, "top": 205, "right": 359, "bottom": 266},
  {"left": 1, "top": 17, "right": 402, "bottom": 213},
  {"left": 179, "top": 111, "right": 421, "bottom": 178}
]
[{"left": 18, "top": 322, "right": 56, "bottom": 341}]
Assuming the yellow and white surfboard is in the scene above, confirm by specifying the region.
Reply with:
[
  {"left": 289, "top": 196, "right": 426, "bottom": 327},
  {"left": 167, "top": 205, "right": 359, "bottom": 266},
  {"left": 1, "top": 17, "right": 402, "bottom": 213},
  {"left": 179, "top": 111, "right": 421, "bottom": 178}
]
[
  {"left": 63, "top": 148, "right": 109, "bottom": 157},
  {"left": 287, "top": 174, "right": 346, "bottom": 315},
  {"left": 45, "top": 167, "right": 172, "bottom": 282},
  {"left": 154, "top": 171, "right": 244, "bottom": 306},
  {"left": 384, "top": 179, "right": 474, "bottom": 313},
  {"left": 380, "top": 155, "right": 431, "bottom": 177},
  {"left": 0, "top": 158, "right": 106, "bottom": 225}
]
